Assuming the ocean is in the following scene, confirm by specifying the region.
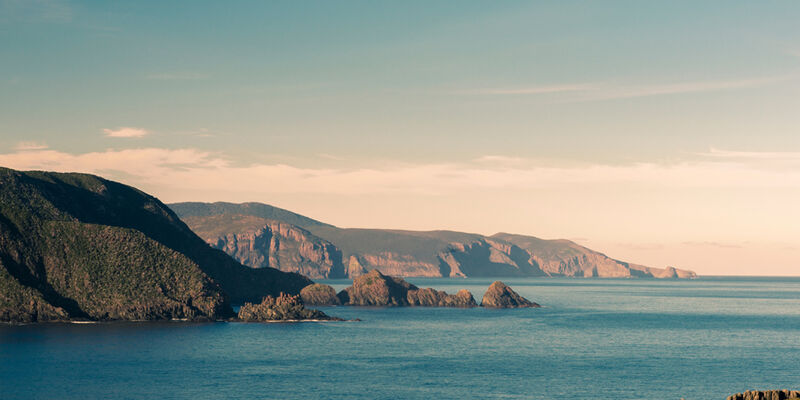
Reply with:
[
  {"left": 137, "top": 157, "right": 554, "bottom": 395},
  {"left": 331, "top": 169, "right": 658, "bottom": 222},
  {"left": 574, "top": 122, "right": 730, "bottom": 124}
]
[{"left": 2, "top": 277, "right": 799, "bottom": 399}]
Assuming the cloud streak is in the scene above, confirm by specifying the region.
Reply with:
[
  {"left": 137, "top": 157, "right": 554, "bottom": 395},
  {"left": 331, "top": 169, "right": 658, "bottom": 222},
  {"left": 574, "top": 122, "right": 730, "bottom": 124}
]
[
  {"left": 1, "top": 147, "right": 799, "bottom": 200},
  {"left": 14, "top": 141, "right": 48, "bottom": 151},
  {"left": 468, "top": 74, "right": 795, "bottom": 102},
  {"left": 145, "top": 72, "right": 210, "bottom": 81},
  {"left": 103, "top": 127, "right": 150, "bottom": 138}
]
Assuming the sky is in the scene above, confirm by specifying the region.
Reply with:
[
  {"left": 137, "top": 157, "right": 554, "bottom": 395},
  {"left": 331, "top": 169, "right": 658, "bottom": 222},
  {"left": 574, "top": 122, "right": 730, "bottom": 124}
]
[{"left": 1, "top": 0, "right": 800, "bottom": 276}]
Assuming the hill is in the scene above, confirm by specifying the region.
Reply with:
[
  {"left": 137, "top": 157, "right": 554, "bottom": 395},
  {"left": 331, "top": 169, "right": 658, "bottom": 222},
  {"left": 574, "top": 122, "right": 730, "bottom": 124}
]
[{"left": 0, "top": 168, "right": 311, "bottom": 323}]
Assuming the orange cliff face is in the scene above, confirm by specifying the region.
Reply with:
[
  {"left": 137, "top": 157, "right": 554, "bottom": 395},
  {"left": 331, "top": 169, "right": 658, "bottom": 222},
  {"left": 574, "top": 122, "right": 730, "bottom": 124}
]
[{"left": 171, "top": 202, "right": 697, "bottom": 280}]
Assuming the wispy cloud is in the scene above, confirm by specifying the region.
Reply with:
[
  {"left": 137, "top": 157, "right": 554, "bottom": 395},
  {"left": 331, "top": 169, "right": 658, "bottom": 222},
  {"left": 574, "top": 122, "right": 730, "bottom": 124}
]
[
  {"left": 682, "top": 241, "right": 743, "bottom": 249},
  {"left": 466, "top": 83, "right": 598, "bottom": 95},
  {"left": 700, "top": 147, "right": 800, "bottom": 161},
  {"left": 103, "top": 127, "right": 150, "bottom": 138},
  {"left": 467, "top": 74, "right": 795, "bottom": 102},
  {"left": 1, "top": 148, "right": 799, "bottom": 200},
  {"left": 14, "top": 141, "right": 48, "bottom": 151},
  {"left": 473, "top": 155, "right": 529, "bottom": 167},
  {"left": 145, "top": 72, "right": 209, "bottom": 81}
]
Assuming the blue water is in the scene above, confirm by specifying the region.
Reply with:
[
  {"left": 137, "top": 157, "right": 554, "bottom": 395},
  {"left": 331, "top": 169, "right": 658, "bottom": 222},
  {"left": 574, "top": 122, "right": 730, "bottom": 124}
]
[{"left": 2, "top": 277, "right": 800, "bottom": 400}]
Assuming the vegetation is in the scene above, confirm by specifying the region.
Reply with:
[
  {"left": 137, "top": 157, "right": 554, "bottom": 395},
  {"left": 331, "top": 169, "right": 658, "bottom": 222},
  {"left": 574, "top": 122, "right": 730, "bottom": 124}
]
[{"left": 0, "top": 167, "right": 312, "bottom": 323}]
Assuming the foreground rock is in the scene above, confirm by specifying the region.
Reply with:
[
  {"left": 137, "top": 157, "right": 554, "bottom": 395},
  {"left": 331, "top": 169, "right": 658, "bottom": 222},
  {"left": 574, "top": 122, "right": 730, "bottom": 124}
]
[
  {"left": 237, "top": 293, "right": 339, "bottom": 321},
  {"left": 300, "top": 284, "right": 341, "bottom": 306},
  {"left": 726, "top": 390, "right": 800, "bottom": 400},
  {"left": 480, "top": 281, "right": 540, "bottom": 308},
  {"left": 337, "top": 270, "right": 477, "bottom": 307}
]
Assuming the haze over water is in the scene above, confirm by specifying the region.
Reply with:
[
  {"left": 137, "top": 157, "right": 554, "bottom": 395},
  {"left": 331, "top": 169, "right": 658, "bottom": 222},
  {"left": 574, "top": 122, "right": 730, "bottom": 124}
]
[{"left": 3, "top": 277, "right": 798, "bottom": 400}]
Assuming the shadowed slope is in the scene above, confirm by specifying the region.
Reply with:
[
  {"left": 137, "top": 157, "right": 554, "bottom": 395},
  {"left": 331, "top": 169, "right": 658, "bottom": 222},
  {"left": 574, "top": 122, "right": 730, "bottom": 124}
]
[{"left": 0, "top": 168, "right": 311, "bottom": 322}]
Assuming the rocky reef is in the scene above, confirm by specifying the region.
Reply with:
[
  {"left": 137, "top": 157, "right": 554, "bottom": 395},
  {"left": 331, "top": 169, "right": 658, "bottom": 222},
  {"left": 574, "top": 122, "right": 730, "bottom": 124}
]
[
  {"left": 300, "top": 283, "right": 341, "bottom": 306},
  {"left": 726, "top": 390, "right": 800, "bottom": 400},
  {"left": 337, "top": 270, "right": 477, "bottom": 307},
  {"left": 237, "top": 293, "right": 338, "bottom": 321},
  {"left": 481, "top": 281, "right": 540, "bottom": 308}
]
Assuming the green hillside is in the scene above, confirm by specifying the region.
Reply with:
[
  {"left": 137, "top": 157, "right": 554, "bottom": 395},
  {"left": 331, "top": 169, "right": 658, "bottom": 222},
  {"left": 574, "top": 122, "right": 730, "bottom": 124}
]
[{"left": 0, "top": 168, "right": 311, "bottom": 323}]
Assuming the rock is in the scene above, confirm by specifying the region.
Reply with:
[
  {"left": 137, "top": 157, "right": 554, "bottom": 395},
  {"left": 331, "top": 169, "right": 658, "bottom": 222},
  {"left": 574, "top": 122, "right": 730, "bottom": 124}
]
[
  {"left": 237, "top": 293, "right": 339, "bottom": 321},
  {"left": 726, "top": 390, "right": 800, "bottom": 400},
  {"left": 338, "top": 269, "right": 416, "bottom": 306},
  {"left": 338, "top": 269, "right": 477, "bottom": 307},
  {"left": 407, "top": 288, "right": 477, "bottom": 308},
  {"left": 480, "top": 281, "right": 540, "bottom": 308},
  {"left": 300, "top": 283, "right": 341, "bottom": 306}
]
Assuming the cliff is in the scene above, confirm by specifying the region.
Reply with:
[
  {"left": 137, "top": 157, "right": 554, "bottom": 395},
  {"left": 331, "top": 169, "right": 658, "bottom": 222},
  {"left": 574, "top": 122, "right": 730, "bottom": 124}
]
[
  {"left": 171, "top": 202, "right": 696, "bottom": 279},
  {"left": 182, "top": 214, "right": 346, "bottom": 279},
  {"left": 0, "top": 167, "right": 311, "bottom": 323}
]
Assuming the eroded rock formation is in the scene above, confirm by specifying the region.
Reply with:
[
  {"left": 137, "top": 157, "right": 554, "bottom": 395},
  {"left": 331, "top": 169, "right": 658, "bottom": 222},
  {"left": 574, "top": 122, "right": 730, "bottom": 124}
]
[{"left": 481, "top": 281, "right": 540, "bottom": 308}]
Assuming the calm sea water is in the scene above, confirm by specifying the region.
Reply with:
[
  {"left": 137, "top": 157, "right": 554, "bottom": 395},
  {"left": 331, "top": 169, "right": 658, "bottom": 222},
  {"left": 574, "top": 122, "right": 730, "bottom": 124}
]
[{"left": 2, "top": 277, "right": 799, "bottom": 400}]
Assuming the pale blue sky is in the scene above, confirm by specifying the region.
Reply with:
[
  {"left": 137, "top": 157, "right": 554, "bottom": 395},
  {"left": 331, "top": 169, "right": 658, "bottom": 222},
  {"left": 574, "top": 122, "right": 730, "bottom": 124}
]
[{"left": 2, "top": 1, "right": 800, "bottom": 274}]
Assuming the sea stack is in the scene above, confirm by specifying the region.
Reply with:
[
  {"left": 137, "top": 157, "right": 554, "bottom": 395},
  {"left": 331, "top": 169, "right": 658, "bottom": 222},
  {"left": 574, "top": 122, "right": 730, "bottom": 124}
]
[
  {"left": 337, "top": 269, "right": 416, "bottom": 306},
  {"left": 481, "top": 281, "right": 540, "bottom": 308}
]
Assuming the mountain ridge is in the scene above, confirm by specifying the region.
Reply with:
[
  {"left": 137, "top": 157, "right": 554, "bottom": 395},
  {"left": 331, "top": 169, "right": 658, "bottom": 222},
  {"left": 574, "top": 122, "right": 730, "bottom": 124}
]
[{"left": 170, "top": 202, "right": 696, "bottom": 279}]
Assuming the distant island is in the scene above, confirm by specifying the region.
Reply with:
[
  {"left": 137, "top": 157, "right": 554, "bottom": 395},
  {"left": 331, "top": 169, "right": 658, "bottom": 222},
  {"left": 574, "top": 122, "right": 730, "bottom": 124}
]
[{"left": 170, "top": 201, "right": 696, "bottom": 280}]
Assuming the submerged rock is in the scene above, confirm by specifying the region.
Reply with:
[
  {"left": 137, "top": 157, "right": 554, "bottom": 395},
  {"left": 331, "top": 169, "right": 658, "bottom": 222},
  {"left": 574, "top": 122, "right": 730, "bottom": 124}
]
[
  {"left": 300, "top": 283, "right": 341, "bottom": 306},
  {"left": 480, "top": 281, "right": 540, "bottom": 308},
  {"left": 338, "top": 269, "right": 477, "bottom": 307},
  {"left": 237, "top": 293, "right": 338, "bottom": 321},
  {"left": 726, "top": 390, "right": 800, "bottom": 400}
]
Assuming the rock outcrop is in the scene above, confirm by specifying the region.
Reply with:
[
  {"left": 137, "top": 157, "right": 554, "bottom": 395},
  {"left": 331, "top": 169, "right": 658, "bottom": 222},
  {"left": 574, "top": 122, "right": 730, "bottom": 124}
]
[
  {"left": 0, "top": 167, "right": 312, "bottom": 323},
  {"left": 338, "top": 270, "right": 416, "bottom": 306},
  {"left": 726, "top": 390, "right": 800, "bottom": 400},
  {"left": 480, "top": 281, "right": 540, "bottom": 308},
  {"left": 337, "top": 270, "right": 477, "bottom": 307},
  {"left": 300, "top": 283, "right": 341, "bottom": 306},
  {"left": 237, "top": 293, "right": 337, "bottom": 321},
  {"left": 171, "top": 202, "right": 697, "bottom": 279},
  {"left": 406, "top": 288, "right": 477, "bottom": 308}
]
